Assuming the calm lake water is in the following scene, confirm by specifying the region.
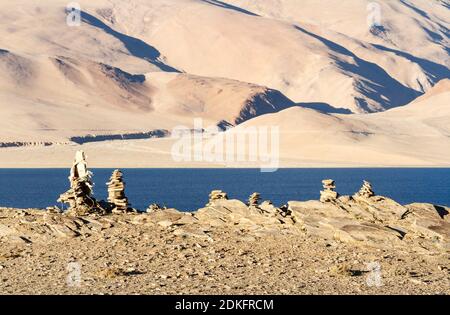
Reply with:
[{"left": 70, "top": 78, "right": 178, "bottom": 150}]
[{"left": 0, "top": 168, "right": 449, "bottom": 211}]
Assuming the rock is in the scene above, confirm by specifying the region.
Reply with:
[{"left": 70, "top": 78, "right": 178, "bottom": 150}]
[
  {"left": 48, "top": 224, "right": 80, "bottom": 238},
  {"left": 107, "top": 169, "right": 131, "bottom": 213},
  {"left": 289, "top": 200, "right": 404, "bottom": 247},
  {"left": 404, "top": 203, "right": 450, "bottom": 248},
  {"left": 320, "top": 179, "right": 339, "bottom": 203},
  {"left": 46, "top": 206, "right": 62, "bottom": 214},
  {"left": 259, "top": 201, "right": 278, "bottom": 214},
  {"left": 196, "top": 199, "right": 248, "bottom": 226},
  {"left": 148, "top": 208, "right": 184, "bottom": 224},
  {"left": 174, "top": 214, "right": 198, "bottom": 225},
  {"left": 158, "top": 220, "right": 173, "bottom": 228},
  {"left": 6, "top": 235, "right": 32, "bottom": 244}
]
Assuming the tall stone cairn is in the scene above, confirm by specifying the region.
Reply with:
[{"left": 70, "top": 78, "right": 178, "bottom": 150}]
[
  {"left": 58, "top": 150, "right": 103, "bottom": 215},
  {"left": 320, "top": 179, "right": 339, "bottom": 203},
  {"left": 248, "top": 192, "right": 261, "bottom": 207},
  {"left": 107, "top": 169, "right": 130, "bottom": 213},
  {"left": 355, "top": 180, "right": 375, "bottom": 198},
  {"left": 208, "top": 190, "right": 228, "bottom": 204}
]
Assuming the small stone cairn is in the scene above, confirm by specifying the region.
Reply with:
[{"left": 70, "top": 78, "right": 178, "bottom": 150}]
[
  {"left": 248, "top": 192, "right": 261, "bottom": 207},
  {"left": 355, "top": 180, "right": 375, "bottom": 198},
  {"left": 107, "top": 169, "right": 130, "bottom": 213},
  {"left": 320, "top": 179, "right": 339, "bottom": 203},
  {"left": 208, "top": 190, "right": 228, "bottom": 204},
  {"left": 146, "top": 203, "right": 166, "bottom": 213}
]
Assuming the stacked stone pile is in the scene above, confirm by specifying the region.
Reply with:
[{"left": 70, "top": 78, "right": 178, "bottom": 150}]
[
  {"left": 58, "top": 150, "right": 103, "bottom": 216},
  {"left": 355, "top": 180, "right": 375, "bottom": 198},
  {"left": 209, "top": 190, "right": 228, "bottom": 203},
  {"left": 107, "top": 169, "right": 130, "bottom": 213},
  {"left": 320, "top": 179, "right": 339, "bottom": 203},
  {"left": 248, "top": 192, "right": 261, "bottom": 207},
  {"left": 146, "top": 203, "right": 166, "bottom": 213}
]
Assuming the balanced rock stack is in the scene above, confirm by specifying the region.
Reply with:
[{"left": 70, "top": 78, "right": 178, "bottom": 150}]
[
  {"left": 208, "top": 190, "right": 228, "bottom": 204},
  {"left": 320, "top": 179, "right": 339, "bottom": 203},
  {"left": 248, "top": 192, "right": 261, "bottom": 207},
  {"left": 146, "top": 203, "right": 166, "bottom": 213},
  {"left": 58, "top": 150, "right": 102, "bottom": 216},
  {"left": 355, "top": 180, "right": 375, "bottom": 198},
  {"left": 107, "top": 169, "right": 130, "bottom": 213}
]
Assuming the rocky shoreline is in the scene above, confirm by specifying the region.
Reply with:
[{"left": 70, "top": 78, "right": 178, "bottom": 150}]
[
  {"left": 0, "top": 180, "right": 449, "bottom": 294},
  {"left": 0, "top": 152, "right": 448, "bottom": 294}
]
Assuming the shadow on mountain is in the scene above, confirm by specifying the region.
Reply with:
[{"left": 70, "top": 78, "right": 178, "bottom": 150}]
[
  {"left": 299, "top": 102, "right": 353, "bottom": 114},
  {"left": 372, "top": 44, "right": 450, "bottom": 86},
  {"left": 399, "top": 0, "right": 430, "bottom": 19},
  {"left": 81, "top": 11, "right": 180, "bottom": 73},
  {"left": 235, "top": 89, "right": 295, "bottom": 124},
  {"left": 295, "top": 25, "right": 422, "bottom": 112},
  {"left": 200, "top": 0, "right": 259, "bottom": 16}
]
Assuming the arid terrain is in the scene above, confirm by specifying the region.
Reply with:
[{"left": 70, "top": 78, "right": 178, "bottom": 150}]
[
  {"left": 0, "top": 0, "right": 449, "bottom": 167},
  {"left": 0, "top": 183, "right": 449, "bottom": 295}
]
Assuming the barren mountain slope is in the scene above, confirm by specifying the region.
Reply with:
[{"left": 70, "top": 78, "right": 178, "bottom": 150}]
[
  {"left": 0, "top": 49, "right": 295, "bottom": 142},
  {"left": 223, "top": 79, "right": 450, "bottom": 166},
  {"left": 0, "top": 0, "right": 449, "bottom": 166}
]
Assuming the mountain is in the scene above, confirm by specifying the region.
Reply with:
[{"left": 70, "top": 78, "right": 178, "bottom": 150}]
[
  {"left": 223, "top": 79, "right": 450, "bottom": 166},
  {"left": 0, "top": 0, "right": 448, "bottom": 167}
]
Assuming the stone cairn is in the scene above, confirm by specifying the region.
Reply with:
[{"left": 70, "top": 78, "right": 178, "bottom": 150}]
[
  {"left": 107, "top": 169, "right": 130, "bottom": 213},
  {"left": 248, "top": 192, "right": 261, "bottom": 207},
  {"left": 146, "top": 203, "right": 166, "bottom": 213},
  {"left": 208, "top": 190, "right": 228, "bottom": 204},
  {"left": 320, "top": 179, "right": 339, "bottom": 203},
  {"left": 355, "top": 180, "right": 375, "bottom": 198},
  {"left": 58, "top": 150, "right": 103, "bottom": 215}
]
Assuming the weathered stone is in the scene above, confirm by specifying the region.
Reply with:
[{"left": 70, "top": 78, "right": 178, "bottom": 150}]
[
  {"left": 158, "top": 220, "right": 173, "bottom": 228},
  {"left": 174, "top": 214, "right": 198, "bottom": 225},
  {"left": 404, "top": 203, "right": 449, "bottom": 248},
  {"left": 259, "top": 201, "right": 278, "bottom": 214},
  {"left": 48, "top": 224, "right": 80, "bottom": 238}
]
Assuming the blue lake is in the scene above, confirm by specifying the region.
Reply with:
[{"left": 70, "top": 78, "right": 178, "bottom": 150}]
[{"left": 0, "top": 168, "right": 449, "bottom": 211}]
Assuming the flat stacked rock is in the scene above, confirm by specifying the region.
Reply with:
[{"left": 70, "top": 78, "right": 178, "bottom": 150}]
[
  {"left": 355, "top": 180, "right": 375, "bottom": 198},
  {"left": 320, "top": 179, "right": 339, "bottom": 203},
  {"left": 208, "top": 190, "right": 228, "bottom": 203},
  {"left": 107, "top": 169, "right": 130, "bottom": 213},
  {"left": 248, "top": 192, "right": 261, "bottom": 207}
]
